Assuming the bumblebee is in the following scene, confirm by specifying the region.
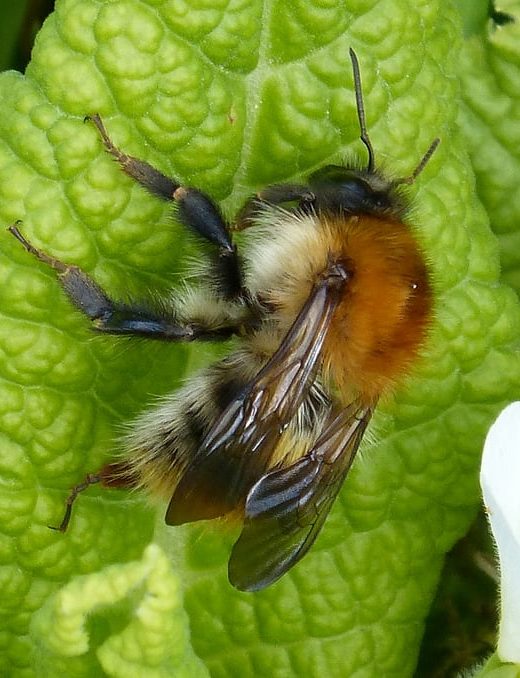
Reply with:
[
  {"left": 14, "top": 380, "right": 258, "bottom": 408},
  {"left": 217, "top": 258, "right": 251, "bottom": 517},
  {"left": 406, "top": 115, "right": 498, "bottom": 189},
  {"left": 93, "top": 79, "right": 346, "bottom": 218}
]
[{"left": 10, "top": 49, "right": 437, "bottom": 591}]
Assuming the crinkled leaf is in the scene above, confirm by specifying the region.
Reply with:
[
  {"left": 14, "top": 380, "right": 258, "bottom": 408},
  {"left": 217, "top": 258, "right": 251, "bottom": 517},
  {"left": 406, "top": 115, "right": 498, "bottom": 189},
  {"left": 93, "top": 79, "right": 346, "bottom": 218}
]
[
  {"left": 457, "top": 0, "right": 520, "bottom": 293},
  {"left": 31, "top": 544, "right": 208, "bottom": 677},
  {"left": 0, "top": 1, "right": 520, "bottom": 677}
]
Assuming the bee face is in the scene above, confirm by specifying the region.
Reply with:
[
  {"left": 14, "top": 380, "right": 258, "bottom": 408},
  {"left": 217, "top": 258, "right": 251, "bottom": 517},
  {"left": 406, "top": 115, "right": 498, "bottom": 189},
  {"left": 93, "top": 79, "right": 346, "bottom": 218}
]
[
  {"left": 10, "top": 49, "right": 437, "bottom": 591},
  {"left": 308, "top": 166, "right": 403, "bottom": 217}
]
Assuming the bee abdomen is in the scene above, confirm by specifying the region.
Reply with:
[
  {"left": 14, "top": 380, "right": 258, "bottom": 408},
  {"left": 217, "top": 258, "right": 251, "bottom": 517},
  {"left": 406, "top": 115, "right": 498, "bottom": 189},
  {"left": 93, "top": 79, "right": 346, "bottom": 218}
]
[{"left": 121, "top": 352, "right": 260, "bottom": 500}]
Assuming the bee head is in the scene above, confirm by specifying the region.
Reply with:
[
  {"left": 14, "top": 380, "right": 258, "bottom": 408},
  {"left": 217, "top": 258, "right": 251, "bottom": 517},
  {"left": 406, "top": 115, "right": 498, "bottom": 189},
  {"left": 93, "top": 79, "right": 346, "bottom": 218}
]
[
  {"left": 307, "top": 164, "right": 405, "bottom": 218},
  {"left": 305, "top": 49, "right": 440, "bottom": 221}
]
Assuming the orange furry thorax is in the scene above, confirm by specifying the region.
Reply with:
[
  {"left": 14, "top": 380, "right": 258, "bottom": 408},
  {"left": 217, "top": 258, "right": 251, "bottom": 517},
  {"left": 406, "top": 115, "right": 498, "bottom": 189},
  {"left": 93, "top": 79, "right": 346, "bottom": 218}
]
[
  {"left": 250, "top": 209, "right": 432, "bottom": 406},
  {"left": 323, "top": 214, "right": 432, "bottom": 403}
]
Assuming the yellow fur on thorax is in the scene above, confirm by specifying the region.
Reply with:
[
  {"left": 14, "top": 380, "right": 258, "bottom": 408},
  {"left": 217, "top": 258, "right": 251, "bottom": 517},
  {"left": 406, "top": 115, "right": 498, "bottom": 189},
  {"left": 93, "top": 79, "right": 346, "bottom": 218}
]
[{"left": 245, "top": 207, "right": 331, "bottom": 331}]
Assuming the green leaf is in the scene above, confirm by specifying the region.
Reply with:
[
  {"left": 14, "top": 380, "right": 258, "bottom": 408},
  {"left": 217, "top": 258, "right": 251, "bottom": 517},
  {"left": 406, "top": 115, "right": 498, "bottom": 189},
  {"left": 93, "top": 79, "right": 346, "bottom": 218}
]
[
  {"left": 31, "top": 544, "right": 208, "bottom": 677},
  {"left": 457, "top": 0, "right": 520, "bottom": 294},
  {"left": 474, "top": 652, "right": 520, "bottom": 678},
  {"left": 1, "top": 0, "right": 519, "bottom": 676}
]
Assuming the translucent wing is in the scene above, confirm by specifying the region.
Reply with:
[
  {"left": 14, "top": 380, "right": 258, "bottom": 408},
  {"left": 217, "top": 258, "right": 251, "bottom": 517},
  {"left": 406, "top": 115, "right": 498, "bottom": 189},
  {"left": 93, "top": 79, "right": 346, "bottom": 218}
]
[
  {"left": 228, "top": 401, "right": 373, "bottom": 591},
  {"left": 166, "top": 263, "right": 348, "bottom": 525}
]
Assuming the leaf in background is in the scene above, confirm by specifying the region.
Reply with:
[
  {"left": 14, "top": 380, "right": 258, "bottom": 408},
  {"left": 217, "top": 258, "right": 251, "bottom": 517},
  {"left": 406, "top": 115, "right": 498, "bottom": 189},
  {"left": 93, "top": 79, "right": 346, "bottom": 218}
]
[
  {"left": 417, "top": 3, "right": 520, "bottom": 673},
  {"left": 31, "top": 544, "right": 208, "bottom": 677},
  {"left": 457, "top": 0, "right": 520, "bottom": 293},
  {"left": 0, "top": 2, "right": 30, "bottom": 71},
  {"left": 0, "top": 0, "right": 519, "bottom": 676}
]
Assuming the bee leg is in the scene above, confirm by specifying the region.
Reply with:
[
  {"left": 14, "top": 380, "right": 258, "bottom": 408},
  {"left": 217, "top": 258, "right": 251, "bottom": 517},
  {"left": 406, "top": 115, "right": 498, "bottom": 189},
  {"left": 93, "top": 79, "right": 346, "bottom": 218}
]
[
  {"left": 9, "top": 224, "right": 239, "bottom": 340},
  {"left": 48, "top": 472, "right": 102, "bottom": 532},
  {"left": 87, "top": 114, "right": 244, "bottom": 301},
  {"left": 235, "top": 184, "right": 316, "bottom": 230},
  {"left": 49, "top": 462, "right": 137, "bottom": 532}
]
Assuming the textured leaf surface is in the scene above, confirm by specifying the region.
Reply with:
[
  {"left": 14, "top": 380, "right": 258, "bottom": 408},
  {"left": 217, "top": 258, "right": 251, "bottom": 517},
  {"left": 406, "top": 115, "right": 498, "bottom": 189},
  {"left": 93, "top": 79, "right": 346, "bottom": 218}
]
[
  {"left": 458, "top": 0, "right": 520, "bottom": 294},
  {"left": 0, "top": 0, "right": 519, "bottom": 676},
  {"left": 31, "top": 544, "right": 208, "bottom": 677}
]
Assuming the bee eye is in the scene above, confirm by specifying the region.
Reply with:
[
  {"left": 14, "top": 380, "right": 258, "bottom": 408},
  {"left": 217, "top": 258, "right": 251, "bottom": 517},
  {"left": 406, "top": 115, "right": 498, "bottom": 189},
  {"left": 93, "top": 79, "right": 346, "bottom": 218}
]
[
  {"left": 313, "top": 178, "right": 391, "bottom": 216},
  {"left": 346, "top": 179, "right": 372, "bottom": 203}
]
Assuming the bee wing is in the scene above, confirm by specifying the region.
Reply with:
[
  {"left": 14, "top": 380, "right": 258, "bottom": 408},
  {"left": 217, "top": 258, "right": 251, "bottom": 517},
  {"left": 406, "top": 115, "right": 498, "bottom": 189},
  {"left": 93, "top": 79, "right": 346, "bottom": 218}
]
[
  {"left": 228, "top": 402, "right": 373, "bottom": 591},
  {"left": 166, "top": 265, "right": 347, "bottom": 525}
]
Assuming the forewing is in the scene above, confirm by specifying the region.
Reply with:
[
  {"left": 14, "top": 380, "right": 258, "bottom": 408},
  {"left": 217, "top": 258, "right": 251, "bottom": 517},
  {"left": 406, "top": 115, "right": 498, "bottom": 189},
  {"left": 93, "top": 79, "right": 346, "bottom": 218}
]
[
  {"left": 166, "top": 266, "right": 347, "bottom": 525},
  {"left": 228, "top": 402, "right": 373, "bottom": 591}
]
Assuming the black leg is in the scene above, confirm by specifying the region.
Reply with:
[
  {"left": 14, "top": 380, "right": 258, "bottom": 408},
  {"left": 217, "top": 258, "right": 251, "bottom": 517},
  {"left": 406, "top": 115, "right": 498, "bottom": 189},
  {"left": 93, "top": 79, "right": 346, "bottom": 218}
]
[
  {"left": 9, "top": 225, "right": 240, "bottom": 341},
  {"left": 257, "top": 184, "right": 315, "bottom": 205},
  {"left": 87, "top": 115, "right": 244, "bottom": 300},
  {"left": 236, "top": 183, "right": 315, "bottom": 229}
]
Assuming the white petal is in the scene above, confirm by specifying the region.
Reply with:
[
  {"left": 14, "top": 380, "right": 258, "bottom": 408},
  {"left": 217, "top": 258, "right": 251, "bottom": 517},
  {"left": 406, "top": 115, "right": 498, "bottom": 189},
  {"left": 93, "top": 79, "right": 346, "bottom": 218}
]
[{"left": 481, "top": 402, "right": 520, "bottom": 663}]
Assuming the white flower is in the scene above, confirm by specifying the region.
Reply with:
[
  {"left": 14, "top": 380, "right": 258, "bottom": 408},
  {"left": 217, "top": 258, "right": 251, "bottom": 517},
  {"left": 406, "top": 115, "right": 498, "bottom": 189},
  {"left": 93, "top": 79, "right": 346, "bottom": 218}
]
[{"left": 481, "top": 402, "right": 520, "bottom": 664}]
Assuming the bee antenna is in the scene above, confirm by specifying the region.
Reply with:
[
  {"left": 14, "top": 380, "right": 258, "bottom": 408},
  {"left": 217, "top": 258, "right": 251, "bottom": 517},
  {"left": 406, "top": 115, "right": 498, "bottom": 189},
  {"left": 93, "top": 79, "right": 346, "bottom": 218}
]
[
  {"left": 394, "top": 137, "right": 440, "bottom": 186},
  {"left": 349, "top": 47, "right": 375, "bottom": 174}
]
